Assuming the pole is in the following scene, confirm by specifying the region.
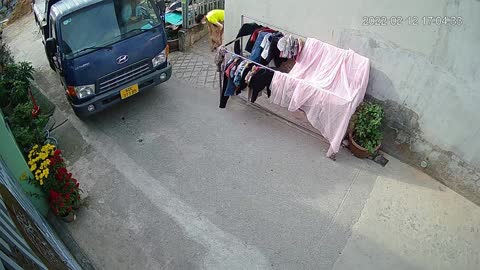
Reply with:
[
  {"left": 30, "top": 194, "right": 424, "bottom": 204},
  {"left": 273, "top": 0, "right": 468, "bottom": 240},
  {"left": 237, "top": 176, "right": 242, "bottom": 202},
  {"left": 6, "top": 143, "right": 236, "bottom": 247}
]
[{"left": 181, "top": 0, "right": 188, "bottom": 29}]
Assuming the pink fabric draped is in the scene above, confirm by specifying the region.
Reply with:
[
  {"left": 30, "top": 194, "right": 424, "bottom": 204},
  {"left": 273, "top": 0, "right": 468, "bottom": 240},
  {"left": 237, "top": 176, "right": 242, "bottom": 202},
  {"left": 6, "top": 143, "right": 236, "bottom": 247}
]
[{"left": 270, "top": 38, "right": 370, "bottom": 157}]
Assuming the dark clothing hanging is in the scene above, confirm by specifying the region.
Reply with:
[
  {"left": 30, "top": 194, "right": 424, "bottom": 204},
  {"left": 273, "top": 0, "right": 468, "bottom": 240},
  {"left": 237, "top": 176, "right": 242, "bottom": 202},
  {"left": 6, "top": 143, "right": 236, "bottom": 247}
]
[
  {"left": 245, "top": 27, "right": 275, "bottom": 53},
  {"left": 238, "top": 63, "right": 254, "bottom": 91},
  {"left": 262, "top": 32, "right": 288, "bottom": 67},
  {"left": 249, "top": 69, "right": 274, "bottom": 103},
  {"left": 220, "top": 61, "right": 274, "bottom": 107},
  {"left": 224, "top": 60, "right": 242, "bottom": 97},
  {"left": 249, "top": 31, "right": 271, "bottom": 63},
  {"left": 219, "top": 72, "right": 230, "bottom": 108},
  {"left": 234, "top": 23, "right": 263, "bottom": 55}
]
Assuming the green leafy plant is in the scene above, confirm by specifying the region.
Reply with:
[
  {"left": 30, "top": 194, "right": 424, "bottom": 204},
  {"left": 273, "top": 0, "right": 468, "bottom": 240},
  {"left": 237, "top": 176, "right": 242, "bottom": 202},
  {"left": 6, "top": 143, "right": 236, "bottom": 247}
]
[
  {"left": 0, "top": 42, "right": 14, "bottom": 72},
  {"left": 9, "top": 102, "right": 48, "bottom": 153},
  {"left": 352, "top": 102, "right": 384, "bottom": 154},
  {"left": 0, "top": 61, "right": 34, "bottom": 109}
]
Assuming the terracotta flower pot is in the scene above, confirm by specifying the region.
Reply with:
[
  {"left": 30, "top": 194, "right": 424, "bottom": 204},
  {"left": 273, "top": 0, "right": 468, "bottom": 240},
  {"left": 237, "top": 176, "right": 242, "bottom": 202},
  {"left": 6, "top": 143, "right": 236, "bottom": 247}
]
[
  {"left": 61, "top": 212, "right": 76, "bottom": 223},
  {"left": 348, "top": 131, "right": 381, "bottom": 158}
]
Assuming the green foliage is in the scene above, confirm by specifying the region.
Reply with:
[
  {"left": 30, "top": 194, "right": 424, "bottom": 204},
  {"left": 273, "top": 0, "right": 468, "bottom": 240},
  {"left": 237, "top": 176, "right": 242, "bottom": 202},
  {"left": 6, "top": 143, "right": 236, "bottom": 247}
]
[
  {"left": 0, "top": 59, "right": 47, "bottom": 155},
  {"left": 0, "top": 61, "right": 34, "bottom": 108},
  {"left": 2, "top": 61, "right": 34, "bottom": 83},
  {"left": 353, "top": 102, "right": 384, "bottom": 154},
  {"left": 9, "top": 102, "right": 48, "bottom": 153},
  {"left": 0, "top": 42, "right": 14, "bottom": 68}
]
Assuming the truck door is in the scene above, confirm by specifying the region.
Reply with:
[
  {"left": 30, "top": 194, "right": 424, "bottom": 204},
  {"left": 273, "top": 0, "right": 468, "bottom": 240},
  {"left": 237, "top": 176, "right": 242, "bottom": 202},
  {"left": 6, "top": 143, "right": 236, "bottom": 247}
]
[{"left": 48, "top": 16, "right": 60, "bottom": 71}]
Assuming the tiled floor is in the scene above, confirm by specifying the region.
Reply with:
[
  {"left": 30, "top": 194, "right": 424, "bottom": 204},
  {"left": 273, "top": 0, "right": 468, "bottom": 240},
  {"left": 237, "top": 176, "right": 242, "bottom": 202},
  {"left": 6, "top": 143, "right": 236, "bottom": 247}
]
[{"left": 169, "top": 50, "right": 220, "bottom": 89}]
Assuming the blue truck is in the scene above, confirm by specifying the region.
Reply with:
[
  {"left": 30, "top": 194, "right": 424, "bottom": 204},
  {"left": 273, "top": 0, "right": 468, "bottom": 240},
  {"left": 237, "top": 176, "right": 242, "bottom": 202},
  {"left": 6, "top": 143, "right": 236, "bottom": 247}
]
[{"left": 33, "top": 0, "right": 171, "bottom": 118}]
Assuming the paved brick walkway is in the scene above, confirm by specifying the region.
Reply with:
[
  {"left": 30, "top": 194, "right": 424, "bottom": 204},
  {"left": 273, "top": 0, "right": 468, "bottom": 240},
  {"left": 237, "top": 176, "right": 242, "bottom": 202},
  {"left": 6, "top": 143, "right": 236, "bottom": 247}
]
[{"left": 169, "top": 51, "right": 220, "bottom": 89}]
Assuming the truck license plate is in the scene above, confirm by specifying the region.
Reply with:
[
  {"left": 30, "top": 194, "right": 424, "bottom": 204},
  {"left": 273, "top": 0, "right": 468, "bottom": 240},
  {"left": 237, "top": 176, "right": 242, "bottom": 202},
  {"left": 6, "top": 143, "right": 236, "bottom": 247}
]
[{"left": 120, "top": 84, "right": 139, "bottom": 99}]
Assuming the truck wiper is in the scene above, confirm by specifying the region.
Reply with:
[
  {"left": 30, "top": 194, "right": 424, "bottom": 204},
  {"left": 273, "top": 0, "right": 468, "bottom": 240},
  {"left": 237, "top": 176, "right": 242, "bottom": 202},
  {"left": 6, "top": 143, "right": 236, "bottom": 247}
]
[
  {"left": 74, "top": 45, "right": 113, "bottom": 55},
  {"left": 122, "top": 27, "right": 152, "bottom": 36}
]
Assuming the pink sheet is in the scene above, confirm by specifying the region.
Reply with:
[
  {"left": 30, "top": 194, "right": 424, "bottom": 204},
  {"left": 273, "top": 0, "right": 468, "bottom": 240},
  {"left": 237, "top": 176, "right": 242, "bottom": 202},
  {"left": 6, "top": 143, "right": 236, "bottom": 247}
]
[{"left": 270, "top": 38, "right": 370, "bottom": 157}]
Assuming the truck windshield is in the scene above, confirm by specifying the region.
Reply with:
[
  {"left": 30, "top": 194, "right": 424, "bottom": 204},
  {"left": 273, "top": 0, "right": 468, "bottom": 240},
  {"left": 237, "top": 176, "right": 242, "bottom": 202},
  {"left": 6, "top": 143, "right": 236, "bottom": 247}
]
[{"left": 60, "top": 0, "right": 161, "bottom": 59}]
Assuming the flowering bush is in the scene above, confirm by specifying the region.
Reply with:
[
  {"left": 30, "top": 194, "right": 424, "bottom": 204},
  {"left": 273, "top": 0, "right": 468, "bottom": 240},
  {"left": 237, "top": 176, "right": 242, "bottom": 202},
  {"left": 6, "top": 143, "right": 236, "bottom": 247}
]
[
  {"left": 27, "top": 143, "right": 81, "bottom": 217},
  {"left": 48, "top": 167, "right": 81, "bottom": 216},
  {"left": 27, "top": 144, "right": 58, "bottom": 186}
]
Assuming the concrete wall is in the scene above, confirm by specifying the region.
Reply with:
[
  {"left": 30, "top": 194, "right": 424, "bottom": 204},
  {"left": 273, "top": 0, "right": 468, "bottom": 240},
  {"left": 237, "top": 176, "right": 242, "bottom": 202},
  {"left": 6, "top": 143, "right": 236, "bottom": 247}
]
[
  {"left": 224, "top": 0, "right": 480, "bottom": 204},
  {"left": 179, "top": 23, "right": 209, "bottom": 52}
]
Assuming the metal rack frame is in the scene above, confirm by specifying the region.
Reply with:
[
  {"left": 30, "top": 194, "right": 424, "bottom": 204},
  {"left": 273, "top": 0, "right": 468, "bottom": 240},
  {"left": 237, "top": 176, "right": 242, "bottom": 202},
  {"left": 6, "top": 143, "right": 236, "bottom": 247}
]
[{"left": 218, "top": 15, "right": 342, "bottom": 160}]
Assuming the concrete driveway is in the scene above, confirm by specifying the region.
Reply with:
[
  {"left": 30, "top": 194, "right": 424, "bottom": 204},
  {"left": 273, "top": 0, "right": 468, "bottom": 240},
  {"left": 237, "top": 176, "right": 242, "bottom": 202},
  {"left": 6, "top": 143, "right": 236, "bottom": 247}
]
[{"left": 4, "top": 15, "right": 480, "bottom": 270}]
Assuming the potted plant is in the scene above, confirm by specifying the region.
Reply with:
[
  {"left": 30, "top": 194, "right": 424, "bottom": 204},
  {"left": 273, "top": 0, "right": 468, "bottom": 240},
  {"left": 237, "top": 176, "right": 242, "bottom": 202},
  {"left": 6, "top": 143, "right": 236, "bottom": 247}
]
[
  {"left": 49, "top": 190, "right": 76, "bottom": 222},
  {"left": 48, "top": 167, "right": 81, "bottom": 222},
  {"left": 27, "top": 144, "right": 82, "bottom": 222},
  {"left": 349, "top": 102, "right": 384, "bottom": 158}
]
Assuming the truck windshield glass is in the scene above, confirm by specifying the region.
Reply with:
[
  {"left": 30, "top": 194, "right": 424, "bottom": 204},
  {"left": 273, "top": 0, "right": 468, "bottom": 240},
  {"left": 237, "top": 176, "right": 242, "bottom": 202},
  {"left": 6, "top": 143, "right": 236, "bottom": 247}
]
[{"left": 60, "top": 0, "right": 160, "bottom": 59}]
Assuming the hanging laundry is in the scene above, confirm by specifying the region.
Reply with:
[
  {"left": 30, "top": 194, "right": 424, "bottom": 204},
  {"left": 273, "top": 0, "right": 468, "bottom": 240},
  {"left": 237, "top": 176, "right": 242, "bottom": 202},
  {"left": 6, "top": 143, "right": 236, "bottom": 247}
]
[
  {"left": 260, "top": 33, "right": 273, "bottom": 60},
  {"left": 249, "top": 31, "right": 273, "bottom": 62},
  {"left": 223, "top": 58, "right": 242, "bottom": 97},
  {"left": 270, "top": 38, "right": 370, "bottom": 157},
  {"left": 233, "top": 60, "right": 249, "bottom": 87},
  {"left": 220, "top": 57, "right": 239, "bottom": 108},
  {"left": 277, "top": 35, "right": 299, "bottom": 59},
  {"left": 234, "top": 23, "right": 263, "bottom": 55},
  {"left": 295, "top": 38, "right": 305, "bottom": 61},
  {"left": 262, "top": 32, "right": 286, "bottom": 67},
  {"left": 249, "top": 69, "right": 274, "bottom": 103},
  {"left": 246, "top": 27, "right": 276, "bottom": 53},
  {"left": 238, "top": 63, "right": 255, "bottom": 92}
]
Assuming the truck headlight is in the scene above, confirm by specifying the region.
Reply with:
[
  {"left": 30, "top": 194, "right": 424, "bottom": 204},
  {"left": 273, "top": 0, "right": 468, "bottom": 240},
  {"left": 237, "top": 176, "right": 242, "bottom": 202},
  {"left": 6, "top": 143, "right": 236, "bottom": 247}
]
[
  {"left": 74, "top": 85, "right": 95, "bottom": 99},
  {"left": 152, "top": 49, "right": 167, "bottom": 68}
]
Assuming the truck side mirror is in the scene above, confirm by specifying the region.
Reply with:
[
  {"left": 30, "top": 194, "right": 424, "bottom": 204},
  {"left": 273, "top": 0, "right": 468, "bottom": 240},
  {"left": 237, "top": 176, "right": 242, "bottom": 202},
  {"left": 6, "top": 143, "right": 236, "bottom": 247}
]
[{"left": 45, "top": 37, "right": 57, "bottom": 56}]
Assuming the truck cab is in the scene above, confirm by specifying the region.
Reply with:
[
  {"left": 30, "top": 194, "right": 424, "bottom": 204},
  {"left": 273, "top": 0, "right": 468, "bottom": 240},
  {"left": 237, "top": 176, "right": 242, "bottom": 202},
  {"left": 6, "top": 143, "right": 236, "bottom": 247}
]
[{"left": 38, "top": 0, "right": 171, "bottom": 117}]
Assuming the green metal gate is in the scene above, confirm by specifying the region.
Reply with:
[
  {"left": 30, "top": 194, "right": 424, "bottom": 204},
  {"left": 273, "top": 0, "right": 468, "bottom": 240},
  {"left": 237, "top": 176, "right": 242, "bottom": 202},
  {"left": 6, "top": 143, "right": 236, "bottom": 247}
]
[
  {"left": 0, "top": 160, "right": 82, "bottom": 269},
  {"left": 182, "top": 0, "right": 225, "bottom": 29}
]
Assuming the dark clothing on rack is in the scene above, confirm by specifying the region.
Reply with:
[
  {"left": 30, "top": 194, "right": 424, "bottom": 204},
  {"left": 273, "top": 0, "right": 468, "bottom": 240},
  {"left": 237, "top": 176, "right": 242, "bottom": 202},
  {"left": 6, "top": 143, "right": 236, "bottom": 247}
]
[
  {"left": 219, "top": 72, "right": 230, "bottom": 108},
  {"left": 249, "top": 69, "right": 274, "bottom": 103},
  {"left": 239, "top": 63, "right": 254, "bottom": 91},
  {"left": 249, "top": 31, "right": 271, "bottom": 63},
  {"left": 224, "top": 60, "right": 242, "bottom": 96},
  {"left": 234, "top": 23, "right": 263, "bottom": 55},
  {"left": 245, "top": 27, "right": 275, "bottom": 52},
  {"left": 262, "top": 32, "right": 287, "bottom": 67}
]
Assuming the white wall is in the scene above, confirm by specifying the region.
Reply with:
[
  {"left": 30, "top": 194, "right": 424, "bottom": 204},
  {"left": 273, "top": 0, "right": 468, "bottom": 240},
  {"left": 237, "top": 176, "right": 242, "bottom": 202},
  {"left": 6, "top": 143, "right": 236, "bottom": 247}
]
[{"left": 224, "top": 0, "right": 480, "bottom": 201}]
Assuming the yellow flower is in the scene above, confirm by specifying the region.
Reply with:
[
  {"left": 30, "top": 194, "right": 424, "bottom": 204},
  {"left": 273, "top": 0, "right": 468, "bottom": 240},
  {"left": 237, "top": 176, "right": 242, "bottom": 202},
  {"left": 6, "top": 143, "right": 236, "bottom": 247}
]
[
  {"left": 30, "top": 164, "right": 37, "bottom": 171},
  {"left": 32, "top": 145, "right": 39, "bottom": 150},
  {"left": 43, "top": 168, "right": 49, "bottom": 177}
]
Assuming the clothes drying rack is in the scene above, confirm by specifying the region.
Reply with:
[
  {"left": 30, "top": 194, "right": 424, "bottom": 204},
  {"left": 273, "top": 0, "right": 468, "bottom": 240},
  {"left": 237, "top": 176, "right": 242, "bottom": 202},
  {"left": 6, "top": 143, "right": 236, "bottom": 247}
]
[{"left": 218, "top": 15, "right": 345, "bottom": 160}]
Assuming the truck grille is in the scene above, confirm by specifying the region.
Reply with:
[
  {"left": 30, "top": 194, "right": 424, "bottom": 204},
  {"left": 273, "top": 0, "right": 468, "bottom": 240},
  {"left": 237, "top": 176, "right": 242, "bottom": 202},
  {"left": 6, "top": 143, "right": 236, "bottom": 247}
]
[{"left": 97, "top": 59, "right": 152, "bottom": 93}]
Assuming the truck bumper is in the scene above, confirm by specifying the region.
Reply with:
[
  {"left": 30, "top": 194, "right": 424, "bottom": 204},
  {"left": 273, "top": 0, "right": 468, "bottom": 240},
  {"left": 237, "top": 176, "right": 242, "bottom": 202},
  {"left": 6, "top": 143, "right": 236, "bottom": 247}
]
[{"left": 71, "top": 63, "right": 172, "bottom": 117}]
